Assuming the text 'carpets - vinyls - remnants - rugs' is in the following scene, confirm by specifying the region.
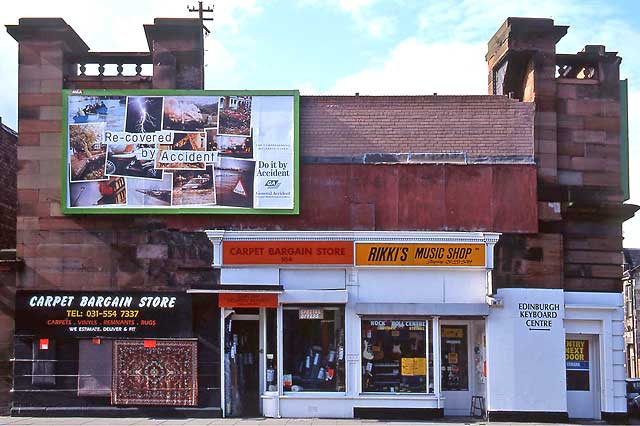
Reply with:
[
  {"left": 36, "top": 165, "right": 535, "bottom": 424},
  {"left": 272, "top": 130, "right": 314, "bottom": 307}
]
[{"left": 112, "top": 339, "right": 198, "bottom": 406}]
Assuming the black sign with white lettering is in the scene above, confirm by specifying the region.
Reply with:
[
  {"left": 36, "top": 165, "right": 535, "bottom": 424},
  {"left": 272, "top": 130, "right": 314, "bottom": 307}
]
[{"left": 15, "top": 291, "right": 192, "bottom": 338}]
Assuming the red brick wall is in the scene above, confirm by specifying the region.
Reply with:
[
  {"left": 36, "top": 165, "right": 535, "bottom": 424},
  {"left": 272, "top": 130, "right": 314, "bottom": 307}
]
[
  {"left": 0, "top": 122, "right": 17, "bottom": 250},
  {"left": 301, "top": 96, "right": 534, "bottom": 159}
]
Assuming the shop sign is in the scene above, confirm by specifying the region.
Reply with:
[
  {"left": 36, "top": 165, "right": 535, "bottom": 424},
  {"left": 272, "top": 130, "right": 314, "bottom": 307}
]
[
  {"left": 367, "top": 320, "right": 425, "bottom": 331},
  {"left": 566, "top": 339, "right": 589, "bottom": 370},
  {"left": 218, "top": 292, "right": 278, "bottom": 308},
  {"left": 223, "top": 241, "right": 353, "bottom": 265},
  {"left": 441, "top": 327, "right": 464, "bottom": 338},
  {"left": 518, "top": 302, "right": 560, "bottom": 331},
  {"left": 15, "top": 291, "right": 192, "bottom": 338},
  {"left": 355, "top": 243, "right": 485, "bottom": 267},
  {"left": 299, "top": 308, "right": 324, "bottom": 320},
  {"left": 62, "top": 89, "right": 299, "bottom": 215}
]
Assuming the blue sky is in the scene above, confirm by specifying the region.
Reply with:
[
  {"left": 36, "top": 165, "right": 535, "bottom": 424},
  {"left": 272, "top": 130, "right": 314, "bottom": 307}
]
[{"left": 1, "top": 0, "right": 639, "bottom": 245}]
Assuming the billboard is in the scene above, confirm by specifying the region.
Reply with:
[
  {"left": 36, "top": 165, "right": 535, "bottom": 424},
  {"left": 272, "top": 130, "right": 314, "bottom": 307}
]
[{"left": 62, "top": 89, "right": 299, "bottom": 214}]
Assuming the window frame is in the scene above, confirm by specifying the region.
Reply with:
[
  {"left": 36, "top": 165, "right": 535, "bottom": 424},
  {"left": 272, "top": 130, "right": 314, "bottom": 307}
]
[
  {"left": 281, "top": 305, "right": 347, "bottom": 394},
  {"left": 359, "top": 316, "right": 433, "bottom": 395}
]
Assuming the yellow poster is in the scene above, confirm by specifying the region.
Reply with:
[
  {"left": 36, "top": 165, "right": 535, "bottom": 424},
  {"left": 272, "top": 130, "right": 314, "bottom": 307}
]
[
  {"left": 442, "top": 327, "right": 464, "bottom": 338},
  {"left": 355, "top": 243, "right": 485, "bottom": 267},
  {"left": 447, "top": 352, "right": 459, "bottom": 364},
  {"left": 401, "top": 358, "right": 414, "bottom": 376},
  {"left": 413, "top": 358, "right": 426, "bottom": 375}
]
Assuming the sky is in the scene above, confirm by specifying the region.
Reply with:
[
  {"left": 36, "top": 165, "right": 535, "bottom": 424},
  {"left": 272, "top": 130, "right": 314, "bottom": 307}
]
[{"left": 1, "top": 0, "right": 639, "bottom": 246}]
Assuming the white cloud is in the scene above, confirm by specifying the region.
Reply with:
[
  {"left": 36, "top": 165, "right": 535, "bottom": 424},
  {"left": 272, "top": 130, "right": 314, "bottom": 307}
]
[
  {"left": 305, "top": 0, "right": 396, "bottom": 38},
  {"left": 338, "top": 0, "right": 377, "bottom": 13},
  {"left": 328, "top": 38, "right": 486, "bottom": 95},
  {"left": 365, "top": 16, "right": 394, "bottom": 38},
  {"left": 204, "top": 37, "right": 239, "bottom": 87},
  {"left": 212, "top": 0, "right": 263, "bottom": 33}
]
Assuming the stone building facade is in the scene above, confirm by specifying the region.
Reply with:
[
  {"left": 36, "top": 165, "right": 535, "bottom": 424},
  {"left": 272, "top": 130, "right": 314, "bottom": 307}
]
[{"left": 2, "top": 15, "right": 636, "bottom": 422}]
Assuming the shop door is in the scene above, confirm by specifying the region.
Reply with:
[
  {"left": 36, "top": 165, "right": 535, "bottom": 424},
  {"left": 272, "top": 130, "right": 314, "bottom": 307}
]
[
  {"left": 566, "top": 335, "right": 600, "bottom": 419},
  {"left": 223, "top": 311, "right": 261, "bottom": 417},
  {"left": 441, "top": 323, "right": 473, "bottom": 415}
]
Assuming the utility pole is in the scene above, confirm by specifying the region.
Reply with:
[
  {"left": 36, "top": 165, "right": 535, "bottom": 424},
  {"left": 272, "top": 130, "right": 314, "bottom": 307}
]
[{"left": 188, "top": 1, "right": 214, "bottom": 35}]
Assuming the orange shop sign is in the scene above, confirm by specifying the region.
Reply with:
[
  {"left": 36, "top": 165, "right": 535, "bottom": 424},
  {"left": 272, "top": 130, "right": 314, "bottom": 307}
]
[
  {"left": 355, "top": 243, "right": 485, "bottom": 267},
  {"left": 223, "top": 241, "right": 354, "bottom": 265}
]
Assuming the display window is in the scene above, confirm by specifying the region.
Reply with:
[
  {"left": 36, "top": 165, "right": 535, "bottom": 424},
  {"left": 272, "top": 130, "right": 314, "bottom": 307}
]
[
  {"left": 361, "top": 319, "right": 433, "bottom": 394},
  {"left": 282, "top": 306, "right": 346, "bottom": 392},
  {"left": 440, "top": 325, "right": 469, "bottom": 391},
  {"left": 566, "top": 339, "right": 590, "bottom": 391}
]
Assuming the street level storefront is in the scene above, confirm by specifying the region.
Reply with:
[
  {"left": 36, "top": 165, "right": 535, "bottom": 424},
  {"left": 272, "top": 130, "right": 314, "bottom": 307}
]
[
  {"left": 201, "top": 231, "right": 497, "bottom": 418},
  {"left": 203, "top": 231, "right": 626, "bottom": 421},
  {"left": 11, "top": 292, "right": 222, "bottom": 417}
]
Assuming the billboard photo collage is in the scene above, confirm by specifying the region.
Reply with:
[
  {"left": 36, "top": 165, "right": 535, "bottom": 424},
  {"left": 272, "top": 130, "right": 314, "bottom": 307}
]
[{"left": 65, "top": 93, "right": 291, "bottom": 211}]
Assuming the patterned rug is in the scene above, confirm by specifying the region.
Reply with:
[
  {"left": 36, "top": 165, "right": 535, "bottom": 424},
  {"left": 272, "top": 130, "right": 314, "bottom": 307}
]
[{"left": 112, "top": 340, "right": 198, "bottom": 406}]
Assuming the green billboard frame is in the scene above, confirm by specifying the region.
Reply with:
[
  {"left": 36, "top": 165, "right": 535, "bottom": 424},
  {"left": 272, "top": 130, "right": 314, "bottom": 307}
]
[{"left": 61, "top": 89, "right": 300, "bottom": 215}]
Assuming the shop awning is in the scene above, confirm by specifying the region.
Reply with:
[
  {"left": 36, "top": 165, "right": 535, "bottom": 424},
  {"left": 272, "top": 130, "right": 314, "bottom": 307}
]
[{"left": 355, "top": 302, "right": 489, "bottom": 316}]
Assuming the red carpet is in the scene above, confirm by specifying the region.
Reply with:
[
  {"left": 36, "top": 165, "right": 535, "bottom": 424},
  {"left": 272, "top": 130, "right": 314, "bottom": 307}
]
[{"left": 112, "top": 339, "right": 198, "bottom": 406}]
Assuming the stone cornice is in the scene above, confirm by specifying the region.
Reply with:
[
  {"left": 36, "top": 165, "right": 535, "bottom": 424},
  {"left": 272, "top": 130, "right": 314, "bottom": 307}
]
[{"left": 206, "top": 230, "right": 500, "bottom": 245}]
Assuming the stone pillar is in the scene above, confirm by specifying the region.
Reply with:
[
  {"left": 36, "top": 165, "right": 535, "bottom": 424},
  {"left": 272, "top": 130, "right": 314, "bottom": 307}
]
[
  {"left": 6, "top": 19, "right": 89, "bottom": 288},
  {"left": 5, "top": 18, "right": 88, "bottom": 414},
  {"left": 144, "top": 18, "right": 204, "bottom": 89},
  {"left": 486, "top": 18, "right": 567, "bottom": 185}
]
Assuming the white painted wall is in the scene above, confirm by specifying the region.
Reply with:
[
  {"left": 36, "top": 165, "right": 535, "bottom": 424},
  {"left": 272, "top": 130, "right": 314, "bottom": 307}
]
[
  {"left": 485, "top": 289, "right": 625, "bottom": 417},
  {"left": 356, "top": 268, "right": 486, "bottom": 304},
  {"left": 280, "top": 269, "right": 346, "bottom": 290},
  {"left": 486, "top": 288, "right": 567, "bottom": 414},
  {"left": 220, "top": 267, "right": 279, "bottom": 285}
]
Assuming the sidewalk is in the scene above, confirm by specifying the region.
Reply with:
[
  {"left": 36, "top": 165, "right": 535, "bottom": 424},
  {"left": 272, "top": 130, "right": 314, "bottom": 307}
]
[{"left": 0, "top": 417, "right": 617, "bottom": 426}]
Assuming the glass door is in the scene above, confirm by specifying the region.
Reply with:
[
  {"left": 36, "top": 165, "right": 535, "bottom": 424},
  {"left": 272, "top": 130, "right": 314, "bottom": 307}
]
[
  {"left": 440, "top": 322, "right": 473, "bottom": 416},
  {"left": 566, "top": 334, "right": 600, "bottom": 419},
  {"left": 223, "top": 309, "right": 260, "bottom": 417}
]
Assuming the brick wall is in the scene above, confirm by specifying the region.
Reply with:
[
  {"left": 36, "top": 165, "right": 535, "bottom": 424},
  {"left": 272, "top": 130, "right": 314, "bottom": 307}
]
[
  {"left": 301, "top": 95, "right": 534, "bottom": 159},
  {"left": 0, "top": 122, "right": 17, "bottom": 250}
]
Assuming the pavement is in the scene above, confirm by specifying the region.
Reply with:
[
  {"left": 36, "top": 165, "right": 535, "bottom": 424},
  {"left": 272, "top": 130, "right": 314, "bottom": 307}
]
[{"left": 0, "top": 417, "right": 626, "bottom": 426}]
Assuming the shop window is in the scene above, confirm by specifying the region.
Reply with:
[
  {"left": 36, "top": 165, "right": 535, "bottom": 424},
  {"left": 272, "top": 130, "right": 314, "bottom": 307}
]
[
  {"left": 78, "top": 339, "right": 112, "bottom": 397},
  {"left": 361, "top": 319, "right": 431, "bottom": 394},
  {"left": 282, "top": 306, "right": 345, "bottom": 392},
  {"left": 566, "top": 339, "right": 589, "bottom": 391},
  {"left": 441, "top": 325, "right": 469, "bottom": 391}
]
